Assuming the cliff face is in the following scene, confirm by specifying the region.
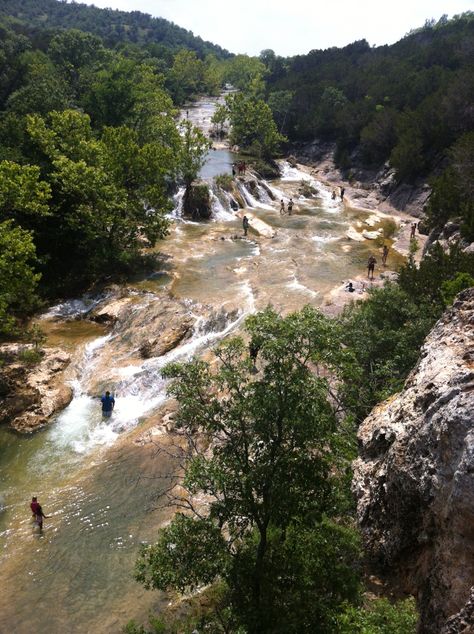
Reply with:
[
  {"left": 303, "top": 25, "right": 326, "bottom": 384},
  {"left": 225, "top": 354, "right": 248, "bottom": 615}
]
[
  {"left": 353, "top": 288, "right": 474, "bottom": 633},
  {"left": 0, "top": 345, "right": 73, "bottom": 432}
]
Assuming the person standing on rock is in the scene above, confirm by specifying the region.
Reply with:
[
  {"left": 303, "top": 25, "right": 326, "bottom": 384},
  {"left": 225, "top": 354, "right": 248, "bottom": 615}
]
[
  {"left": 367, "top": 255, "right": 377, "bottom": 280},
  {"left": 101, "top": 391, "right": 115, "bottom": 418},
  {"left": 280, "top": 199, "right": 285, "bottom": 215},
  {"left": 242, "top": 215, "right": 250, "bottom": 236},
  {"left": 340, "top": 187, "right": 345, "bottom": 200},
  {"left": 410, "top": 222, "right": 417, "bottom": 239},
  {"left": 382, "top": 244, "right": 389, "bottom": 266},
  {"left": 30, "top": 496, "right": 49, "bottom": 531},
  {"left": 288, "top": 199, "right": 294, "bottom": 215}
]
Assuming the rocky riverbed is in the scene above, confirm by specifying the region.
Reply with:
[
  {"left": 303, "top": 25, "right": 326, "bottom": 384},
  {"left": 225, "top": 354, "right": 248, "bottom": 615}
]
[{"left": 0, "top": 95, "right": 435, "bottom": 633}]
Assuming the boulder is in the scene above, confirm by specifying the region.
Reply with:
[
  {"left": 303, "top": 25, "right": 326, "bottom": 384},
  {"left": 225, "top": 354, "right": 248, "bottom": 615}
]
[
  {"left": 139, "top": 317, "right": 193, "bottom": 359},
  {"left": 353, "top": 288, "right": 474, "bottom": 633},
  {"left": 89, "top": 296, "right": 134, "bottom": 324},
  {"left": 0, "top": 346, "right": 73, "bottom": 433},
  {"left": 182, "top": 183, "right": 212, "bottom": 220},
  {"left": 440, "top": 587, "right": 474, "bottom": 634}
]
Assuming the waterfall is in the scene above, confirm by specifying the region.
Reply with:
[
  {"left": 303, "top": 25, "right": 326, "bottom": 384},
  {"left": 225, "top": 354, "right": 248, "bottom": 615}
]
[
  {"left": 235, "top": 181, "right": 273, "bottom": 210},
  {"left": 169, "top": 186, "right": 186, "bottom": 220},
  {"left": 45, "top": 299, "right": 255, "bottom": 454},
  {"left": 209, "top": 188, "right": 236, "bottom": 222}
]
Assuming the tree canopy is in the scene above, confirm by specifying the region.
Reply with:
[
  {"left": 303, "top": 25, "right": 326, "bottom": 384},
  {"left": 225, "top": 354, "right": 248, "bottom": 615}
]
[{"left": 136, "top": 307, "right": 360, "bottom": 633}]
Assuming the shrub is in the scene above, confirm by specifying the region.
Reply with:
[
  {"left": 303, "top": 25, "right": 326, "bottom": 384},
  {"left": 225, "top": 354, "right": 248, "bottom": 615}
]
[
  {"left": 18, "top": 347, "right": 43, "bottom": 365},
  {"left": 214, "top": 173, "right": 233, "bottom": 191}
]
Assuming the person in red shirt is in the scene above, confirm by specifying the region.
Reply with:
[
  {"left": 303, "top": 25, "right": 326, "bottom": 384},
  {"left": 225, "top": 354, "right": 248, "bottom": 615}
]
[{"left": 30, "top": 496, "right": 48, "bottom": 530}]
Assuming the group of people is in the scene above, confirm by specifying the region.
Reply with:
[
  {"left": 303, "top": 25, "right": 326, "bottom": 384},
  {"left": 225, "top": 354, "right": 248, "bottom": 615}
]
[
  {"left": 367, "top": 244, "right": 389, "bottom": 280},
  {"left": 280, "top": 199, "right": 294, "bottom": 215},
  {"left": 242, "top": 197, "right": 295, "bottom": 236},
  {"left": 232, "top": 161, "right": 247, "bottom": 176},
  {"left": 331, "top": 186, "right": 345, "bottom": 201}
]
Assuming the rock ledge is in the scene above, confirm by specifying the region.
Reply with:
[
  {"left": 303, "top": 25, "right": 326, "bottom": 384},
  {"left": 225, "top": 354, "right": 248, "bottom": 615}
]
[{"left": 353, "top": 288, "right": 474, "bottom": 633}]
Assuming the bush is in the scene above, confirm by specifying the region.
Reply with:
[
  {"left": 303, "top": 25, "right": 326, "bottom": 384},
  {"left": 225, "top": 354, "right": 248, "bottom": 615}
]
[
  {"left": 340, "top": 283, "right": 436, "bottom": 420},
  {"left": 441, "top": 272, "right": 474, "bottom": 306},
  {"left": 18, "top": 347, "right": 43, "bottom": 365},
  {"left": 251, "top": 158, "right": 280, "bottom": 179},
  {"left": 214, "top": 173, "right": 234, "bottom": 191},
  {"left": 338, "top": 597, "right": 418, "bottom": 633},
  {"left": 399, "top": 242, "right": 474, "bottom": 309}
]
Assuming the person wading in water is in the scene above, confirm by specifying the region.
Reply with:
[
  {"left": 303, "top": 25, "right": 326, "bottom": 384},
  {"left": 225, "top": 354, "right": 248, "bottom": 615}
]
[
  {"left": 30, "top": 496, "right": 49, "bottom": 531},
  {"left": 101, "top": 391, "right": 115, "bottom": 418}
]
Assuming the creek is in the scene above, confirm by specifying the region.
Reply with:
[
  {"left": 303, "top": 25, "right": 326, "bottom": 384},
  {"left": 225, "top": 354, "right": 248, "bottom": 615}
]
[{"left": 0, "top": 94, "right": 404, "bottom": 632}]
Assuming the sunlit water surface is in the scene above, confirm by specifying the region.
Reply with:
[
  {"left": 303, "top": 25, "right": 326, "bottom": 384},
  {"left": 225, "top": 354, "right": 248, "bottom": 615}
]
[{"left": 0, "top": 95, "right": 404, "bottom": 633}]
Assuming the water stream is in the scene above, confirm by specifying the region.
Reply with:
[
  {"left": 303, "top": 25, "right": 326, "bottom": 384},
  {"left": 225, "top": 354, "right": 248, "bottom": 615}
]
[{"left": 0, "top": 94, "right": 404, "bottom": 632}]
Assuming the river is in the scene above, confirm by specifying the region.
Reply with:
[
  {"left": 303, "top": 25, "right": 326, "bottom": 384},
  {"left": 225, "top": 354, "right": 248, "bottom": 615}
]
[{"left": 0, "top": 94, "right": 404, "bottom": 632}]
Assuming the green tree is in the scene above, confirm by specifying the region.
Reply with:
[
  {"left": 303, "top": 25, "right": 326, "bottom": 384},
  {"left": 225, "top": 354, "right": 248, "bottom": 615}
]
[
  {"left": 167, "top": 49, "right": 205, "bottom": 105},
  {"left": 178, "top": 119, "right": 211, "bottom": 188},
  {"left": 223, "top": 55, "right": 267, "bottom": 94},
  {"left": 82, "top": 56, "right": 145, "bottom": 129},
  {"left": 6, "top": 50, "right": 72, "bottom": 116},
  {"left": 48, "top": 28, "right": 106, "bottom": 73},
  {"left": 398, "top": 241, "right": 474, "bottom": 309},
  {"left": 441, "top": 272, "right": 474, "bottom": 306},
  {"left": 0, "top": 220, "right": 41, "bottom": 336},
  {"left": 316, "top": 86, "right": 348, "bottom": 137},
  {"left": 0, "top": 160, "right": 51, "bottom": 229},
  {"left": 267, "top": 90, "right": 294, "bottom": 134},
  {"left": 135, "top": 306, "right": 360, "bottom": 633},
  {"left": 211, "top": 102, "right": 228, "bottom": 138},
  {"left": 26, "top": 109, "right": 174, "bottom": 290},
  {"left": 339, "top": 284, "right": 436, "bottom": 420},
  {"left": 360, "top": 107, "right": 397, "bottom": 165},
  {"left": 426, "top": 132, "right": 474, "bottom": 241},
  {"left": 203, "top": 54, "right": 226, "bottom": 96},
  {"left": 225, "top": 93, "right": 286, "bottom": 158}
]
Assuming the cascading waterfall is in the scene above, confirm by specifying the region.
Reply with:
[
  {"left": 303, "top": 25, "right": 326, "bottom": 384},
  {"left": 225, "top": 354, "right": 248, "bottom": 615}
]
[
  {"left": 209, "top": 188, "right": 236, "bottom": 221},
  {"left": 169, "top": 186, "right": 186, "bottom": 220},
  {"left": 47, "top": 335, "right": 116, "bottom": 453},
  {"left": 45, "top": 298, "right": 255, "bottom": 455},
  {"left": 235, "top": 181, "right": 273, "bottom": 210}
]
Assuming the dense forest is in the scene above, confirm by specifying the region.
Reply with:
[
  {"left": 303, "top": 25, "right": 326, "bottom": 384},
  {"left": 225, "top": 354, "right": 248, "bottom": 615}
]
[
  {"left": 0, "top": 0, "right": 230, "bottom": 58},
  {"left": 0, "top": 7, "right": 233, "bottom": 334}
]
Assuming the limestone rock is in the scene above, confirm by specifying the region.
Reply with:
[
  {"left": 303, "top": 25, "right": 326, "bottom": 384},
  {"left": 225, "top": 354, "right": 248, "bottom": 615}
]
[
  {"left": 0, "top": 345, "right": 73, "bottom": 433},
  {"left": 440, "top": 587, "right": 474, "bottom": 633},
  {"left": 353, "top": 288, "right": 474, "bottom": 633},
  {"left": 89, "top": 296, "right": 134, "bottom": 324},
  {"left": 139, "top": 317, "right": 193, "bottom": 359}
]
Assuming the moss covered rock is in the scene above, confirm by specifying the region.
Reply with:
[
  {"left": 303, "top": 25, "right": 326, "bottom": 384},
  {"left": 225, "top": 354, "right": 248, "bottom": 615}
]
[{"left": 183, "top": 183, "right": 212, "bottom": 220}]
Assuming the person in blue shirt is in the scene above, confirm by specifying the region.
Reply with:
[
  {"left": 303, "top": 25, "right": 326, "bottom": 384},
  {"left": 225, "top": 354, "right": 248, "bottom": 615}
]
[{"left": 101, "top": 391, "right": 115, "bottom": 418}]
